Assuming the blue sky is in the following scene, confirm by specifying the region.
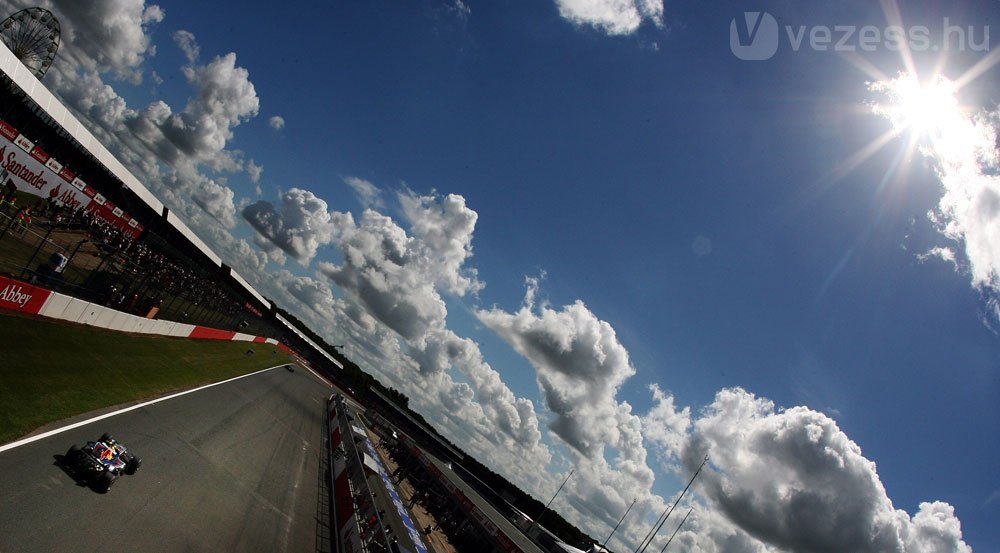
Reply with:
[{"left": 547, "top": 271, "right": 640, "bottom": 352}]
[{"left": 6, "top": 0, "right": 999, "bottom": 551}]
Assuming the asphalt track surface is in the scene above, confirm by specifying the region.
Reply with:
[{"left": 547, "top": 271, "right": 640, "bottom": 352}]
[{"left": 0, "top": 365, "right": 334, "bottom": 553}]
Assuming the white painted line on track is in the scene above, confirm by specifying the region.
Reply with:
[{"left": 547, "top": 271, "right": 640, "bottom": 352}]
[
  {"left": 0, "top": 364, "right": 285, "bottom": 454},
  {"left": 304, "top": 364, "right": 334, "bottom": 387}
]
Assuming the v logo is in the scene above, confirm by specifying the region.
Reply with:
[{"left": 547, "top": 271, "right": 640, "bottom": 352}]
[
  {"left": 734, "top": 12, "right": 765, "bottom": 47},
  {"left": 729, "top": 12, "right": 779, "bottom": 61}
]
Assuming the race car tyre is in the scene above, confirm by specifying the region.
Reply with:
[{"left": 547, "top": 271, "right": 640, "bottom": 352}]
[
  {"left": 65, "top": 445, "right": 81, "bottom": 467},
  {"left": 97, "top": 471, "right": 116, "bottom": 493},
  {"left": 99, "top": 433, "right": 113, "bottom": 443},
  {"left": 125, "top": 456, "right": 142, "bottom": 475}
]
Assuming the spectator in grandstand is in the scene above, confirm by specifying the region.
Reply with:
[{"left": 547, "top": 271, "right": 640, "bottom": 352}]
[{"left": 14, "top": 207, "right": 31, "bottom": 234}]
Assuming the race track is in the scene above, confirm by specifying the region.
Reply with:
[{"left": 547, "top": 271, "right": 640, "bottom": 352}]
[{"left": 0, "top": 365, "right": 333, "bottom": 553}]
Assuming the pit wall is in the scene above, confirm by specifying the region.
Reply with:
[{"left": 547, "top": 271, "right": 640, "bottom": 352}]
[{"left": 0, "top": 274, "right": 280, "bottom": 346}]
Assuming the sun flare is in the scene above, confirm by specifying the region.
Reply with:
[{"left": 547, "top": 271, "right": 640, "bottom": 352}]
[{"left": 870, "top": 74, "right": 961, "bottom": 139}]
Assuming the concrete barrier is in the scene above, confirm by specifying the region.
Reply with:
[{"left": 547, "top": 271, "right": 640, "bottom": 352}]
[{"left": 1, "top": 277, "right": 285, "bottom": 349}]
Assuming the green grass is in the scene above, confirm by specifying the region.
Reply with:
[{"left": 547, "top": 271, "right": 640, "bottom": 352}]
[{"left": 0, "top": 311, "right": 295, "bottom": 444}]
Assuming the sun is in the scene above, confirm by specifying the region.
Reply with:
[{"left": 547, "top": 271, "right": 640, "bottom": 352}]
[{"left": 869, "top": 73, "right": 961, "bottom": 140}]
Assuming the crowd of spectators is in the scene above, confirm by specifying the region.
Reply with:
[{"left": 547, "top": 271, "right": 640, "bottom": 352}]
[
  {"left": 1, "top": 185, "right": 246, "bottom": 323},
  {"left": 90, "top": 223, "right": 243, "bottom": 320}
]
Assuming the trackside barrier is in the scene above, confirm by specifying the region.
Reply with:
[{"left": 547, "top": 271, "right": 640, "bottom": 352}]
[
  {"left": 0, "top": 274, "right": 289, "bottom": 347},
  {"left": 327, "top": 394, "right": 427, "bottom": 553}
]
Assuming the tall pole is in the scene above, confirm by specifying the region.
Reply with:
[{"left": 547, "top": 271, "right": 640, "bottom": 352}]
[
  {"left": 529, "top": 469, "right": 574, "bottom": 535},
  {"left": 602, "top": 497, "right": 637, "bottom": 551},
  {"left": 634, "top": 506, "right": 669, "bottom": 553},
  {"left": 636, "top": 456, "right": 708, "bottom": 553},
  {"left": 657, "top": 508, "right": 694, "bottom": 553}
]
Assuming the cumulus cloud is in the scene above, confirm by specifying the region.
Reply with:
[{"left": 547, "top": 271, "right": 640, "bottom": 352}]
[
  {"left": 478, "top": 277, "right": 639, "bottom": 460},
  {"left": 182, "top": 173, "right": 238, "bottom": 227},
  {"left": 242, "top": 188, "right": 339, "bottom": 265},
  {"left": 409, "top": 328, "right": 545, "bottom": 450},
  {"left": 640, "top": 386, "right": 972, "bottom": 553},
  {"left": 318, "top": 207, "right": 443, "bottom": 343},
  {"left": 164, "top": 52, "right": 260, "bottom": 166},
  {"left": 313, "top": 190, "right": 482, "bottom": 345},
  {"left": 641, "top": 384, "right": 690, "bottom": 465},
  {"left": 343, "top": 176, "right": 385, "bottom": 209},
  {"left": 19, "top": 0, "right": 165, "bottom": 83},
  {"left": 399, "top": 190, "right": 483, "bottom": 296},
  {"left": 477, "top": 276, "right": 661, "bottom": 542},
  {"left": 269, "top": 115, "right": 285, "bottom": 130},
  {"left": 554, "top": 0, "right": 663, "bottom": 36}
]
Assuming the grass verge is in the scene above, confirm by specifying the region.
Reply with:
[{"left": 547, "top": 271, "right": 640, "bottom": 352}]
[{"left": 0, "top": 311, "right": 294, "bottom": 445}]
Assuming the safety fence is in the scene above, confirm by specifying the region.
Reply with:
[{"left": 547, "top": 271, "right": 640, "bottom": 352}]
[{"left": 0, "top": 273, "right": 285, "bottom": 347}]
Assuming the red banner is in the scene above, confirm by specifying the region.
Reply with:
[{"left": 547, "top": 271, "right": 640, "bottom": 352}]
[
  {"left": 0, "top": 120, "right": 17, "bottom": 140},
  {"left": 30, "top": 146, "right": 49, "bottom": 163},
  {"left": 0, "top": 276, "right": 52, "bottom": 314}
]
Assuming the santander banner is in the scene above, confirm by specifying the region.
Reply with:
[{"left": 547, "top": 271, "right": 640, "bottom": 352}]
[
  {"left": 0, "top": 120, "right": 142, "bottom": 238},
  {"left": 0, "top": 275, "right": 52, "bottom": 314}
]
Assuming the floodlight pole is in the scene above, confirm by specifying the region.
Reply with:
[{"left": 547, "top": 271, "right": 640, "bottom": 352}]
[
  {"left": 602, "top": 497, "right": 637, "bottom": 551},
  {"left": 528, "top": 469, "right": 574, "bottom": 535},
  {"left": 634, "top": 506, "right": 669, "bottom": 553},
  {"left": 657, "top": 507, "right": 694, "bottom": 553},
  {"left": 636, "top": 456, "right": 708, "bottom": 553}
]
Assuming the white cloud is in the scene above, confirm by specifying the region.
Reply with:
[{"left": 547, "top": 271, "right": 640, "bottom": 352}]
[
  {"left": 296, "top": 192, "right": 550, "bottom": 482},
  {"left": 917, "top": 246, "right": 958, "bottom": 269},
  {"left": 242, "top": 188, "right": 338, "bottom": 265},
  {"left": 247, "top": 159, "right": 263, "bottom": 185},
  {"left": 409, "top": 328, "right": 546, "bottom": 451},
  {"left": 343, "top": 176, "right": 385, "bottom": 209},
  {"left": 478, "top": 277, "right": 640, "bottom": 461},
  {"left": 640, "top": 386, "right": 972, "bottom": 553},
  {"left": 554, "top": 0, "right": 663, "bottom": 36},
  {"left": 318, "top": 207, "right": 444, "bottom": 343},
  {"left": 269, "top": 115, "right": 285, "bottom": 130},
  {"left": 182, "top": 172, "right": 238, "bottom": 228},
  {"left": 477, "top": 277, "right": 664, "bottom": 544},
  {"left": 399, "top": 189, "right": 484, "bottom": 296},
  {"left": 641, "top": 384, "right": 690, "bottom": 465},
  {"left": 449, "top": 0, "right": 471, "bottom": 21},
  {"left": 165, "top": 52, "right": 260, "bottom": 166},
  {"left": 173, "top": 29, "right": 199, "bottom": 63},
  {"left": 313, "top": 190, "right": 483, "bottom": 343}
]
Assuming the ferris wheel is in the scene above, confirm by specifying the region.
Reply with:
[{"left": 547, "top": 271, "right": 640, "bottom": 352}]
[{"left": 0, "top": 7, "right": 60, "bottom": 80}]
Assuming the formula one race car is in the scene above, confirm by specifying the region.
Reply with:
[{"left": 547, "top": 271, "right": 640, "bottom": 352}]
[{"left": 64, "top": 433, "right": 142, "bottom": 493}]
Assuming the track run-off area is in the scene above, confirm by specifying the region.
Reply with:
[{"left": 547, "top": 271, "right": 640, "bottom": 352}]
[{"left": 0, "top": 364, "right": 335, "bottom": 552}]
